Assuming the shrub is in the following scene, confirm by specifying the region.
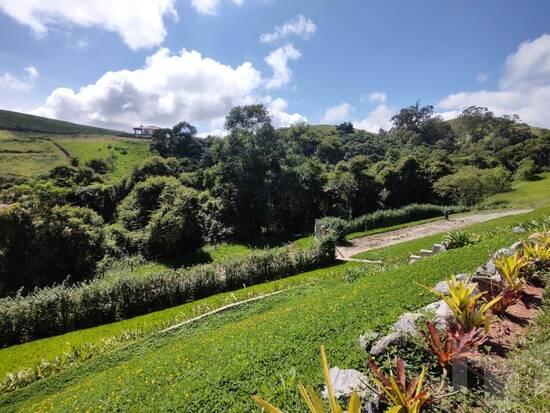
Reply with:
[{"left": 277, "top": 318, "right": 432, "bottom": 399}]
[
  {"left": 317, "top": 216, "right": 347, "bottom": 243},
  {"left": 0, "top": 237, "right": 335, "bottom": 346},
  {"left": 85, "top": 158, "right": 112, "bottom": 174},
  {"left": 514, "top": 158, "right": 538, "bottom": 181},
  {"left": 442, "top": 230, "right": 478, "bottom": 249}
]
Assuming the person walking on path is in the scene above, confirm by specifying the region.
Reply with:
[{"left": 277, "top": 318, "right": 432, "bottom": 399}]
[{"left": 444, "top": 209, "right": 450, "bottom": 221}]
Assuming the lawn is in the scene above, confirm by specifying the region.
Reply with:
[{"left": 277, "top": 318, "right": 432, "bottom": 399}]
[
  {"left": 52, "top": 136, "right": 152, "bottom": 180},
  {"left": 484, "top": 172, "right": 550, "bottom": 209},
  {"left": 0, "top": 212, "right": 544, "bottom": 412}
]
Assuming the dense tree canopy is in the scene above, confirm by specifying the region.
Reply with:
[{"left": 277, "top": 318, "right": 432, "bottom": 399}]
[{"left": 1, "top": 102, "right": 549, "bottom": 295}]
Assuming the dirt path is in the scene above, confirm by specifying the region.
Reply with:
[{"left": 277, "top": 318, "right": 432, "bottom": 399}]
[{"left": 336, "top": 209, "right": 532, "bottom": 260}]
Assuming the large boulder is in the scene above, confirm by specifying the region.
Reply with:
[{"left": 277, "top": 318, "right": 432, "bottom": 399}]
[{"left": 359, "top": 330, "right": 380, "bottom": 350}]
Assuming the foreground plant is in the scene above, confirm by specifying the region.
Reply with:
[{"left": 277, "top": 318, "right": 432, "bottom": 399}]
[
  {"left": 368, "top": 357, "right": 432, "bottom": 413},
  {"left": 494, "top": 253, "right": 528, "bottom": 290},
  {"left": 427, "top": 275, "right": 501, "bottom": 331},
  {"left": 442, "top": 230, "right": 478, "bottom": 250},
  {"left": 252, "top": 345, "right": 361, "bottom": 413},
  {"left": 422, "top": 321, "right": 487, "bottom": 369},
  {"left": 522, "top": 240, "right": 550, "bottom": 267}
]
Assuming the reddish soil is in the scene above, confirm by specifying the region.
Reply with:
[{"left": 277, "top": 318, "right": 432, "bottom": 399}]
[{"left": 485, "top": 284, "right": 544, "bottom": 358}]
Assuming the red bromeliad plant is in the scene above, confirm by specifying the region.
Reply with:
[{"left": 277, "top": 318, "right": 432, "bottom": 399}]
[
  {"left": 422, "top": 321, "right": 487, "bottom": 369},
  {"left": 368, "top": 357, "right": 433, "bottom": 413}
]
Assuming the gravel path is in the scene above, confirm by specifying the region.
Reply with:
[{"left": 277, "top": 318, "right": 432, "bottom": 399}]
[{"left": 336, "top": 209, "right": 532, "bottom": 260}]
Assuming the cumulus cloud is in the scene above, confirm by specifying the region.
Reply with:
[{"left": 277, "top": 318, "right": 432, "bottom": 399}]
[
  {"left": 260, "top": 15, "right": 317, "bottom": 44},
  {"left": 265, "top": 44, "right": 302, "bottom": 89},
  {"left": 439, "top": 33, "right": 550, "bottom": 128},
  {"left": 33, "top": 47, "right": 306, "bottom": 133},
  {"left": 0, "top": 0, "right": 178, "bottom": 49},
  {"left": 353, "top": 104, "right": 395, "bottom": 133},
  {"left": 320, "top": 102, "right": 354, "bottom": 124},
  {"left": 360, "top": 91, "right": 387, "bottom": 104}
]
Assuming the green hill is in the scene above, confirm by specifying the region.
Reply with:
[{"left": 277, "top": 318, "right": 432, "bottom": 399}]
[{"left": 0, "top": 109, "right": 124, "bottom": 135}]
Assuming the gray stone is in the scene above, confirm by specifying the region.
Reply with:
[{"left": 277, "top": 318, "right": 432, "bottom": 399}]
[
  {"left": 393, "top": 312, "right": 422, "bottom": 337},
  {"left": 359, "top": 330, "right": 380, "bottom": 350},
  {"left": 434, "top": 301, "right": 454, "bottom": 328},
  {"left": 434, "top": 280, "right": 450, "bottom": 294},
  {"left": 512, "top": 226, "right": 526, "bottom": 234},
  {"left": 422, "top": 300, "right": 444, "bottom": 313},
  {"left": 510, "top": 241, "right": 523, "bottom": 251},
  {"left": 456, "top": 273, "right": 468, "bottom": 281},
  {"left": 431, "top": 243, "right": 446, "bottom": 253},
  {"left": 485, "top": 260, "right": 498, "bottom": 276},
  {"left": 370, "top": 332, "right": 404, "bottom": 356},
  {"left": 493, "top": 247, "right": 513, "bottom": 259},
  {"left": 322, "top": 367, "right": 369, "bottom": 399}
]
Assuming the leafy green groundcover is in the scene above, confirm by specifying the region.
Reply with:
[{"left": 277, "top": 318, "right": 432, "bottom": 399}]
[{"left": 0, "top": 218, "right": 542, "bottom": 412}]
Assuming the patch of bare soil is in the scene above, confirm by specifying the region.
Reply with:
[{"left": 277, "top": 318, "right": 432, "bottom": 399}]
[{"left": 337, "top": 209, "right": 532, "bottom": 259}]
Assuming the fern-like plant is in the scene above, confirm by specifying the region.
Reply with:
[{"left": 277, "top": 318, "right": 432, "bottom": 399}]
[
  {"left": 441, "top": 231, "right": 478, "bottom": 250},
  {"left": 252, "top": 345, "right": 361, "bottom": 413},
  {"left": 522, "top": 240, "right": 550, "bottom": 266}
]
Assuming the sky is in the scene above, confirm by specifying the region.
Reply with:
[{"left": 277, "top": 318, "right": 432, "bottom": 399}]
[{"left": 0, "top": 0, "right": 550, "bottom": 134}]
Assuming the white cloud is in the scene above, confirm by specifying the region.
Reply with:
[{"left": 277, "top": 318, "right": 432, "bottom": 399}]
[
  {"left": 24, "top": 65, "right": 38, "bottom": 79},
  {"left": 0, "top": 0, "right": 178, "bottom": 49},
  {"left": 260, "top": 14, "right": 317, "bottom": 44},
  {"left": 439, "top": 33, "right": 550, "bottom": 128},
  {"left": 266, "top": 97, "right": 307, "bottom": 127},
  {"left": 0, "top": 72, "right": 32, "bottom": 92},
  {"left": 191, "top": 0, "right": 220, "bottom": 15},
  {"left": 353, "top": 104, "right": 395, "bottom": 133},
  {"left": 360, "top": 91, "right": 387, "bottom": 104},
  {"left": 476, "top": 72, "right": 489, "bottom": 83},
  {"left": 320, "top": 102, "right": 354, "bottom": 124},
  {"left": 33, "top": 47, "right": 306, "bottom": 133},
  {"left": 265, "top": 44, "right": 301, "bottom": 89},
  {"left": 191, "top": 0, "right": 244, "bottom": 15}
]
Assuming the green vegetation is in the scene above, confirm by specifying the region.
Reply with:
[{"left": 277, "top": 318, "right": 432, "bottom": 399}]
[
  {"left": 0, "top": 110, "right": 121, "bottom": 135},
  {"left": 0, "top": 211, "right": 543, "bottom": 411},
  {"left": 484, "top": 172, "right": 550, "bottom": 209},
  {"left": 52, "top": 136, "right": 151, "bottom": 180}
]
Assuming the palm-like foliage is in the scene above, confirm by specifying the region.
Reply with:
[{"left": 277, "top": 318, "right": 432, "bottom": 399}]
[
  {"left": 368, "top": 357, "right": 432, "bottom": 413},
  {"left": 252, "top": 345, "right": 361, "bottom": 413},
  {"left": 522, "top": 240, "right": 550, "bottom": 266}
]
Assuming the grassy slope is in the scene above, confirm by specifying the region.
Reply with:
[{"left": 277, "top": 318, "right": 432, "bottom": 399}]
[
  {"left": 52, "top": 136, "right": 151, "bottom": 180},
  {"left": 1, "top": 215, "right": 545, "bottom": 412},
  {"left": 0, "top": 110, "right": 121, "bottom": 135},
  {"left": 484, "top": 172, "right": 550, "bottom": 209}
]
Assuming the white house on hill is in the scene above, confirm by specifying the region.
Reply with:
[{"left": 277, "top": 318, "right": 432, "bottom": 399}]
[{"left": 133, "top": 125, "right": 161, "bottom": 138}]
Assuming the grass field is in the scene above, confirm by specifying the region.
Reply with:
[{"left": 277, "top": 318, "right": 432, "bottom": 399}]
[
  {"left": 1, "top": 207, "right": 548, "bottom": 410},
  {"left": 0, "top": 130, "right": 152, "bottom": 183},
  {"left": 1, "top": 208, "right": 546, "bottom": 411},
  {"left": 52, "top": 136, "right": 152, "bottom": 180},
  {"left": 484, "top": 172, "right": 550, "bottom": 209}
]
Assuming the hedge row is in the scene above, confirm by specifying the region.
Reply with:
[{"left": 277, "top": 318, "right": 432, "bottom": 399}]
[
  {"left": 320, "top": 204, "right": 467, "bottom": 243},
  {"left": 0, "top": 238, "right": 335, "bottom": 347}
]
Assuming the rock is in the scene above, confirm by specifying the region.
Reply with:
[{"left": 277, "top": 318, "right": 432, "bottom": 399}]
[
  {"left": 512, "top": 226, "right": 526, "bottom": 234},
  {"left": 393, "top": 312, "right": 422, "bottom": 337},
  {"left": 493, "top": 247, "right": 513, "bottom": 259},
  {"left": 359, "top": 330, "right": 380, "bottom": 350},
  {"left": 434, "top": 301, "right": 454, "bottom": 327},
  {"left": 370, "top": 332, "right": 404, "bottom": 356},
  {"left": 485, "top": 260, "right": 498, "bottom": 276},
  {"left": 456, "top": 273, "right": 468, "bottom": 281},
  {"left": 422, "top": 300, "right": 444, "bottom": 313},
  {"left": 322, "top": 367, "right": 370, "bottom": 399},
  {"left": 431, "top": 243, "right": 446, "bottom": 253},
  {"left": 434, "top": 280, "right": 450, "bottom": 294},
  {"left": 510, "top": 241, "right": 523, "bottom": 251}
]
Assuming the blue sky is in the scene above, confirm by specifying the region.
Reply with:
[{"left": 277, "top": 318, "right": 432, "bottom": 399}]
[{"left": 0, "top": 0, "right": 549, "bottom": 133}]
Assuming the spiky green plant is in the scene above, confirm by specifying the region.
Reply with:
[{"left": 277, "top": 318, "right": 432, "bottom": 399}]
[{"left": 252, "top": 345, "right": 361, "bottom": 413}]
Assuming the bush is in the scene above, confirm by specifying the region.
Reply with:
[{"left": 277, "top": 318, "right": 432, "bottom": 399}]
[
  {"left": 442, "top": 230, "right": 478, "bottom": 249},
  {"left": 85, "top": 158, "right": 112, "bottom": 174},
  {"left": 346, "top": 204, "right": 466, "bottom": 235},
  {"left": 0, "top": 237, "right": 335, "bottom": 346},
  {"left": 317, "top": 216, "right": 348, "bottom": 243},
  {"left": 514, "top": 158, "right": 538, "bottom": 181}
]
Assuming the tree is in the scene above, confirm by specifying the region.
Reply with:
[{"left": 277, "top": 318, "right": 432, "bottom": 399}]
[
  {"left": 391, "top": 102, "right": 434, "bottom": 132},
  {"left": 434, "top": 167, "right": 486, "bottom": 206},
  {"left": 224, "top": 104, "right": 272, "bottom": 133},
  {"left": 514, "top": 158, "right": 538, "bottom": 181},
  {"left": 336, "top": 121, "right": 354, "bottom": 135}
]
